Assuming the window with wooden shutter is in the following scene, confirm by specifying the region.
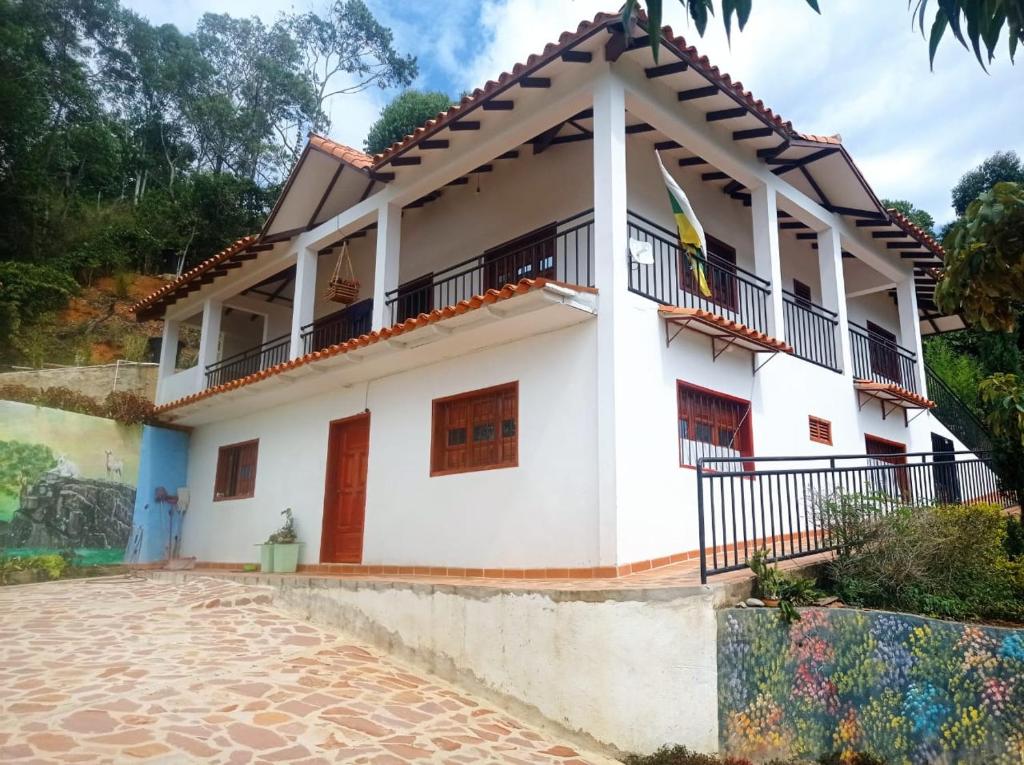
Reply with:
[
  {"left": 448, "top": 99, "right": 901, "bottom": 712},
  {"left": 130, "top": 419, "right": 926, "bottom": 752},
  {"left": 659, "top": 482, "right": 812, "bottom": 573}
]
[
  {"left": 677, "top": 382, "right": 752, "bottom": 469},
  {"left": 793, "top": 279, "right": 813, "bottom": 304},
  {"left": 431, "top": 383, "right": 518, "bottom": 476},
  {"left": 214, "top": 440, "right": 259, "bottom": 500},
  {"left": 808, "top": 416, "right": 832, "bottom": 445}
]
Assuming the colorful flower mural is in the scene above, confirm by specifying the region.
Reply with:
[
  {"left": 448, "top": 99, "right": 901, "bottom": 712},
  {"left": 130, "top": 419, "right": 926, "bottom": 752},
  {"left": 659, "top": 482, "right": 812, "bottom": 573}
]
[{"left": 719, "top": 608, "right": 1024, "bottom": 764}]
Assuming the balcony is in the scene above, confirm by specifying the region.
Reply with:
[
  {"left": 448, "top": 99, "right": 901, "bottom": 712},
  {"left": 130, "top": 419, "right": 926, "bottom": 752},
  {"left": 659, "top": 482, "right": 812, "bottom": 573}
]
[
  {"left": 205, "top": 334, "right": 291, "bottom": 389},
  {"left": 626, "top": 211, "right": 772, "bottom": 337},
  {"left": 385, "top": 210, "right": 595, "bottom": 326},
  {"left": 300, "top": 299, "right": 373, "bottom": 355},
  {"left": 782, "top": 291, "right": 840, "bottom": 372}
]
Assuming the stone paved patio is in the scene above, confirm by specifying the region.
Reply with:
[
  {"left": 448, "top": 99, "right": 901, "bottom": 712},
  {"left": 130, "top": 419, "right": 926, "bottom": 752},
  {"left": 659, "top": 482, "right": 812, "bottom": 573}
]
[{"left": 0, "top": 576, "right": 620, "bottom": 764}]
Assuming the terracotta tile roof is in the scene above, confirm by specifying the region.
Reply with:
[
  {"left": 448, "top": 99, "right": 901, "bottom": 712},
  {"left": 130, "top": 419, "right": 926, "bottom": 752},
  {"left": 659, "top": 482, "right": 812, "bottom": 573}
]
[
  {"left": 854, "top": 379, "right": 936, "bottom": 409},
  {"left": 308, "top": 133, "right": 373, "bottom": 170},
  {"left": 658, "top": 306, "right": 794, "bottom": 354},
  {"left": 130, "top": 236, "right": 257, "bottom": 316},
  {"left": 886, "top": 207, "right": 945, "bottom": 259},
  {"left": 153, "top": 278, "right": 586, "bottom": 415}
]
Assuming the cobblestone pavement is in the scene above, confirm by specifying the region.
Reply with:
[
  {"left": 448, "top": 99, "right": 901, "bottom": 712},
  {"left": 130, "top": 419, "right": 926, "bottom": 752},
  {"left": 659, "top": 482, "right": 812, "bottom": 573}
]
[{"left": 0, "top": 576, "right": 620, "bottom": 764}]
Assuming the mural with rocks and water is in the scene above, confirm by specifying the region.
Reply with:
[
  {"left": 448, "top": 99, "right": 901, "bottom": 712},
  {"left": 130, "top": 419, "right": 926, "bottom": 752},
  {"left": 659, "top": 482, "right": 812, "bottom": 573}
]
[
  {"left": 0, "top": 400, "right": 141, "bottom": 566},
  {"left": 718, "top": 607, "right": 1024, "bottom": 764}
]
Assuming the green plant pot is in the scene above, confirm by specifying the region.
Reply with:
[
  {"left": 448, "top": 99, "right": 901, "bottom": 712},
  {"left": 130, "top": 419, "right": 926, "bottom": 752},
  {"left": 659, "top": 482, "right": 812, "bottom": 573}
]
[
  {"left": 257, "top": 544, "right": 274, "bottom": 573},
  {"left": 272, "top": 543, "right": 301, "bottom": 574}
]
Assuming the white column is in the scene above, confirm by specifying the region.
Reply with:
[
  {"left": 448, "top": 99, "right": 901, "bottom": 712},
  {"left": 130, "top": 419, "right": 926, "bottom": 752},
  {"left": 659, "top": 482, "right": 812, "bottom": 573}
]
[
  {"left": 897, "top": 275, "right": 927, "bottom": 396},
  {"left": 155, "top": 318, "right": 180, "bottom": 402},
  {"left": 750, "top": 183, "right": 785, "bottom": 340},
  {"left": 592, "top": 72, "right": 628, "bottom": 566},
  {"left": 371, "top": 202, "right": 402, "bottom": 331},
  {"left": 197, "top": 298, "right": 223, "bottom": 388},
  {"left": 817, "top": 226, "right": 852, "bottom": 377},
  {"left": 290, "top": 246, "right": 317, "bottom": 359}
]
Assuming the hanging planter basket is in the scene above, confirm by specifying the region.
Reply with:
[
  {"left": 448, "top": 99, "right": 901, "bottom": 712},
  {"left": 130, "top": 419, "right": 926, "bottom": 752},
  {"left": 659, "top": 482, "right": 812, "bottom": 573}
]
[{"left": 325, "top": 241, "right": 359, "bottom": 304}]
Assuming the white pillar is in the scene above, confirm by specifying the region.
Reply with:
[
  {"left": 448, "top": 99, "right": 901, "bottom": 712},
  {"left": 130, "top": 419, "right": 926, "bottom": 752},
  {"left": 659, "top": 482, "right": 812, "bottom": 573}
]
[
  {"left": 592, "top": 72, "right": 628, "bottom": 565},
  {"left": 290, "top": 246, "right": 317, "bottom": 359},
  {"left": 817, "top": 226, "right": 852, "bottom": 377},
  {"left": 897, "top": 275, "right": 927, "bottom": 396},
  {"left": 155, "top": 318, "right": 180, "bottom": 402},
  {"left": 750, "top": 183, "right": 785, "bottom": 340},
  {"left": 197, "top": 298, "right": 222, "bottom": 388},
  {"left": 371, "top": 202, "right": 402, "bottom": 331}
]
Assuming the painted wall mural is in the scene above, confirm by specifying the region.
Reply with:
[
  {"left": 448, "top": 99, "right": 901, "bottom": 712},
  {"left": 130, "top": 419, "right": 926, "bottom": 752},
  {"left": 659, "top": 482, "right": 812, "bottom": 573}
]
[
  {"left": 719, "top": 608, "right": 1024, "bottom": 764},
  {"left": 0, "top": 400, "right": 142, "bottom": 565}
]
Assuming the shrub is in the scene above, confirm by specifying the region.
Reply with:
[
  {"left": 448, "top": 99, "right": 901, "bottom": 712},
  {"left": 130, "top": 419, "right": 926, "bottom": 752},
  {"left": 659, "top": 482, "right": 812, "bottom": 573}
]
[
  {"left": 818, "top": 496, "right": 1024, "bottom": 622},
  {"left": 0, "top": 384, "right": 154, "bottom": 425}
]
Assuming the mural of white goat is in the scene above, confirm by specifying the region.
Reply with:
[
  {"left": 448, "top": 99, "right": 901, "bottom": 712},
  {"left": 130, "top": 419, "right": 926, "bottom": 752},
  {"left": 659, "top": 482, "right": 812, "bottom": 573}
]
[
  {"left": 104, "top": 450, "right": 124, "bottom": 482},
  {"left": 52, "top": 454, "right": 81, "bottom": 478}
]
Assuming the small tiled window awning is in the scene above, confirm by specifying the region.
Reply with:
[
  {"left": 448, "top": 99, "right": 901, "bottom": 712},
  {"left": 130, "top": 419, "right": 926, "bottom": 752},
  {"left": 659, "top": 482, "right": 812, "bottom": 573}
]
[
  {"left": 854, "top": 379, "right": 935, "bottom": 412},
  {"left": 659, "top": 306, "right": 793, "bottom": 358}
]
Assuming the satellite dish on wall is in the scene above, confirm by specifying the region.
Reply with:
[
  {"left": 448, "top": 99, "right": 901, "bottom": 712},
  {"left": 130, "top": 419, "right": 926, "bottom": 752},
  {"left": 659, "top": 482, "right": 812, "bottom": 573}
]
[{"left": 628, "top": 238, "right": 654, "bottom": 265}]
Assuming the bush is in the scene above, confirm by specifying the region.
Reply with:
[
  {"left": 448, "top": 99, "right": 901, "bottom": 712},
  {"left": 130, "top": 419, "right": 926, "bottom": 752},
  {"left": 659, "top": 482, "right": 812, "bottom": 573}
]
[
  {"left": 818, "top": 496, "right": 1024, "bottom": 622},
  {"left": 0, "top": 552, "right": 69, "bottom": 584},
  {"left": 622, "top": 746, "right": 884, "bottom": 765},
  {"left": 0, "top": 384, "right": 154, "bottom": 424}
]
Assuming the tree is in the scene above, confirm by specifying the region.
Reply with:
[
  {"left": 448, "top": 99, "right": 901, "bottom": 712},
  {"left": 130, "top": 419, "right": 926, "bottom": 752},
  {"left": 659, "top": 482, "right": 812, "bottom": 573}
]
[
  {"left": 936, "top": 182, "right": 1024, "bottom": 333},
  {"left": 951, "top": 150, "right": 1024, "bottom": 216},
  {"left": 365, "top": 90, "right": 454, "bottom": 155},
  {"left": 284, "top": 0, "right": 417, "bottom": 155},
  {"left": 881, "top": 198, "right": 936, "bottom": 236},
  {"left": 617, "top": 1, "right": 1022, "bottom": 68}
]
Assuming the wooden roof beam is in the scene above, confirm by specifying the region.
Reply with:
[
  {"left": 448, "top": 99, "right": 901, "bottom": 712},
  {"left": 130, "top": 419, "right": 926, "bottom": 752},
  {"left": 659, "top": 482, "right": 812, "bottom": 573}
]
[
  {"left": 646, "top": 61, "right": 688, "bottom": 78},
  {"left": 678, "top": 85, "right": 718, "bottom": 102}
]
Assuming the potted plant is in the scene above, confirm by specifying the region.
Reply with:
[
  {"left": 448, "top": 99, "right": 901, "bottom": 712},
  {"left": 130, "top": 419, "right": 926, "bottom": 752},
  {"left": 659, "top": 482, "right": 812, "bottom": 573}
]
[{"left": 267, "top": 508, "right": 302, "bottom": 574}]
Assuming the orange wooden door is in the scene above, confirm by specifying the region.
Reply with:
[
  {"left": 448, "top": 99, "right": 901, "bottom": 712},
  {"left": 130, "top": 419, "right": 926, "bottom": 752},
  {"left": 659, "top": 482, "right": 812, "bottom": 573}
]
[{"left": 320, "top": 413, "right": 370, "bottom": 563}]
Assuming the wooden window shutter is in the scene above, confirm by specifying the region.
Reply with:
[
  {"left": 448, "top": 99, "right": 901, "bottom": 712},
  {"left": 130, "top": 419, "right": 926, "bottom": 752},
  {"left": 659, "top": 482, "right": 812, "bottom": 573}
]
[
  {"left": 213, "top": 440, "right": 259, "bottom": 500},
  {"left": 431, "top": 383, "right": 518, "bottom": 476}
]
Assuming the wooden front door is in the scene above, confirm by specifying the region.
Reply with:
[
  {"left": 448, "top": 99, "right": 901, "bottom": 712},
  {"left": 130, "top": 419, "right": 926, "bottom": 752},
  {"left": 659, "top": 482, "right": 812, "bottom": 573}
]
[{"left": 320, "top": 413, "right": 370, "bottom": 563}]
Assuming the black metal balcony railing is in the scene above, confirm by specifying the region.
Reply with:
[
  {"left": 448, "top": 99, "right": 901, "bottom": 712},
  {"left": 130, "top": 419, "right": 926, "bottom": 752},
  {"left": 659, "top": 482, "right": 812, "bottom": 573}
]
[
  {"left": 849, "top": 322, "right": 920, "bottom": 393},
  {"left": 696, "top": 451, "right": 1015, "bottom": 583},
  {"left": 205, "top": 334, "right": 291, "bottom": 388},
  {"left": 300, "top": 301, "right": 372, "bottom": 355},
  {"left": 782, "top": 291, "right": 840, "bottom": 372},
  {"left": 626, "top": 211, "right": 771, "bottom": 337},
  {"left": 384, "top": 210, "right": 595, "bottom": 326},
  {"left": 925, "top": 362, "right": 994, "bottom": 454}
]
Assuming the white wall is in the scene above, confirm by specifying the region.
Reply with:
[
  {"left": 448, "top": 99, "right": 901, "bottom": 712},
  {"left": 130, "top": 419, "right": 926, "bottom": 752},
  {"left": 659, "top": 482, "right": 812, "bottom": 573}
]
[{"left": 180, "top": 321, "right": 599, "bottom": 568}]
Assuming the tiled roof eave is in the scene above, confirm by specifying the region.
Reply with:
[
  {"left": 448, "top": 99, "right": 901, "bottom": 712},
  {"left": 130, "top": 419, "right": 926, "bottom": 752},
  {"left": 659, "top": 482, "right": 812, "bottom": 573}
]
[{"left": 152, "top": 278, "right": 595, "bottom": 417}]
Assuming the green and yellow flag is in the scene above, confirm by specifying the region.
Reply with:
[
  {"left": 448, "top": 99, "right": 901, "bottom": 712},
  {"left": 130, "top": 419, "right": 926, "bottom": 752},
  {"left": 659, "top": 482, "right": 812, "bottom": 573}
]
[{"left": 656, "top": 151, "right": 711, "bottom": 297}]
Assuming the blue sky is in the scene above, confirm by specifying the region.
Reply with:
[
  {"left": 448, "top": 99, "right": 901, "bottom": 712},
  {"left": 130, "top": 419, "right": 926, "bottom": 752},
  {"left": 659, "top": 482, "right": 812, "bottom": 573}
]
[{"left": 123, "top": 0, "right": 1022, "bottom": 225}]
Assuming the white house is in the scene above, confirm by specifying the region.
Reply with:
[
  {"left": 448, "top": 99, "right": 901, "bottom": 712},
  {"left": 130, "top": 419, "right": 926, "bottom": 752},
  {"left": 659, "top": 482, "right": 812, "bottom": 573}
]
[{"left": 133, "top": 12, "right": 989, "bottom": 578}]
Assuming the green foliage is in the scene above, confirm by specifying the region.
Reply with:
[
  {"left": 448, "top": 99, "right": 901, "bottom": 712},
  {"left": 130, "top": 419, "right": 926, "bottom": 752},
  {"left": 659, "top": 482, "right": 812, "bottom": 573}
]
[
  {"left": 748, "top": 549, "right": 821, "bottom": 623},
  {"left": 622, "top": 745, "right": 884, "bottom": 765},
  {"left": 923, "top": 335, "right": 985, "bottom": 412},
  {"left": 617, "top": 1, "right": 1021, "bottom": 67},
  {"left": 951, "top": 150, "right": 1024, "bottom": 216},
  {"left": 0, "top": 441, "right": 56, "bottom": 497},
  {"left": 0, "top": 552, "right": 70, "bottom": 584},
  {"left": 820, "top": 497, "right": 1024, "bottom": 622},
  {"left": 1005, "top": 513, "right": 1024, "bottom": 559},
  {"left": 364, "top": 90, "right": 454, "bottom": 155},
  {"left": 267, "top": 507, "right": 298, "bottom": 544},
  {"left": 936, "top": 182, "right": 1024, "bottom": 333},
  {"left": 979, "top": 372, "right": 1024, "bottom": 446},
  {"left": 0, "top": 0, "right": 414, "bottom": 366},
  {"left": 881, "top": 198, "right": 936, "bottom": 236}
]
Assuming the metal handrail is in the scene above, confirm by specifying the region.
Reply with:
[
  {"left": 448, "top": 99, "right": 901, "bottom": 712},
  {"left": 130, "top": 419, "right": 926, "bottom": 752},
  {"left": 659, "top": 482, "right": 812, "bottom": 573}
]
[
  {"left": 781, "top": 288, "right": 839, "bottom": 319},
  {"left": 383, "top": 208, "right": 595, "bottom": 302},
  {"left": 848, "top": 321, "right": 917, "bottom": 361},
  {"left": 205, "top": 333, "right": 290, "bottom": 371},
  {"left": 626, "top": 209, "right": 769, "bottom": 286}
]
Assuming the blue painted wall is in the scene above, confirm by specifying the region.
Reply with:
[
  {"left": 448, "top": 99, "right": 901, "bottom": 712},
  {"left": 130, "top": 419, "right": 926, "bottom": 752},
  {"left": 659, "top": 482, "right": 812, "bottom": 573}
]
[{"left": 126, "top": 425, "right": 190, "bottom": 563}]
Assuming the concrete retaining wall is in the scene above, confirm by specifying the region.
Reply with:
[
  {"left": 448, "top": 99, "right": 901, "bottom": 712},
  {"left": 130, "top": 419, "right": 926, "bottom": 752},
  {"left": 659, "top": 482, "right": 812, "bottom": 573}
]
[
  {"left": 0, "top": 362, "right": 158, "bottom": 400},
  {"left": 151, "top": 571, "right": 741, "bottom": 756}
]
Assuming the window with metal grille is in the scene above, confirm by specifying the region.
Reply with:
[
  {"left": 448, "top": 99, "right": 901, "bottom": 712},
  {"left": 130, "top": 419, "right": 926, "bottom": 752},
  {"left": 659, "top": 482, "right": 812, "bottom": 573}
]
[
  {"left": 808, "top": 416, "right": 833, "bottom": 445},
  {"left": 677, "top": 382, "right": 752, "bottom": 468},
  {"left": 214, "top": 440, "right": 259, "bottom": 500},
  {"left": 431, "top": 383, "right": 518, "bottom": 476}
]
